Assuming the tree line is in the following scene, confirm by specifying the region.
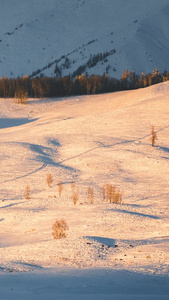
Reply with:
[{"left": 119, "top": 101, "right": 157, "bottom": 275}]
[{"left": 0, "top": 68, "right": 169, "bottom": 100}]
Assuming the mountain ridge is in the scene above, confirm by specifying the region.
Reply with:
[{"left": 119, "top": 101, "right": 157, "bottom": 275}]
[{"left": 0, "top": 0, "right": 169, "bottom": 78}]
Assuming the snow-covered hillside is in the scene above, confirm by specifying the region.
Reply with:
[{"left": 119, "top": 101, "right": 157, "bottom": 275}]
[
  {"left": 0, "top": 82, "right": 169, "bottom": 298},
  {"left": 0, "top": 0, "right": 169, "bottom": 79}
]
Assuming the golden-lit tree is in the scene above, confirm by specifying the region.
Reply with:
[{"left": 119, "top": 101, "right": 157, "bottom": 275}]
[{"left": 150, "top": 126, "right": 158, "bottom": 147}]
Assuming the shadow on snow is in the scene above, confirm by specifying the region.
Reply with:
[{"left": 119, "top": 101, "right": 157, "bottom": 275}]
[{"left": 0, "top": 118, "right": 37, "bottom": 129}]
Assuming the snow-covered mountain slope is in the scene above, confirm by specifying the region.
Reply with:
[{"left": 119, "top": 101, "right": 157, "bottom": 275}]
[
  {"left": 0, "top": 81, "right": 169, "bottom": 275},
  {"left": 0, "top": 82, "right": 169, "bottom": 297},
  {"left": 0, "top": 0, "right": 169, "bottom": 79}
]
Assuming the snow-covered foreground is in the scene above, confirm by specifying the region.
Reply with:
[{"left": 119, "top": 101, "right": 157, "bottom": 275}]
[
  {"left": 1, "top": 269, "right": 169, "bottom": 300},
  {"left": 0, "top": 82, "right": 169, "bottom": 298}
]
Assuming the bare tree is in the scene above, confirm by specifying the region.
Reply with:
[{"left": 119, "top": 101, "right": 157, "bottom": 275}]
[
  {"left": 47, "top": 174, "right": 53, "bottom": 187},
  {"left": 25, "top": 185, "right": 30, "bottom": 199},
  {"left": 71, "top": 182, "right": 79, "bottom": 205},
  {"left": 87, "top": 187, "right": 94, "bottom": 204},
  {"left": 150, "top": 126, "right": 158, "bottom": 146},
  {"left": 58, "top": 181, "right": 63, "bottom": 197}
]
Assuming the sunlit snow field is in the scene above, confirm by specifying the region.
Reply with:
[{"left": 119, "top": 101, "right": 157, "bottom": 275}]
[{"left": 0, "top": 82, "right": 169, "bottom": 299}]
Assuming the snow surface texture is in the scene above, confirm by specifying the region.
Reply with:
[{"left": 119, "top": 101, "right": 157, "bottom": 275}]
[
  {"left": 0, "top": 0, "right": 169, "bottom": 78},
  {"left": 0, "top": 82, "right": 169, "bottom": 298}
]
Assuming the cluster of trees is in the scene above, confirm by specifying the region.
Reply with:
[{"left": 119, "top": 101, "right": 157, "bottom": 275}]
[
  {"left": 72, "top": 49, "right": 116, "bottom": 77},
  {"left": 0, "top": 68, "right": 169, "bottom": 101},
  {"left": 120, "top": 68, "right": 168, "bottom": 90},
  {"left": 0, "top": 74, "right": 118, "bottom": 99}
]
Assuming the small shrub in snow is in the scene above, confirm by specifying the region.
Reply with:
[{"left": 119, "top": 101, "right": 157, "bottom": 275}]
[
  {"left": 87, "top": 187, "right": 94, "bottom": 204},
  {"left": 47, "top": 174, "right": 53, "bottom": 187},
  {"left": 72, "top": 191, "right": 79, "bottom": 206},
  {"left": 25, "top": 185, "right": 30, "bottom": 199},
  {"left": 71, "top": 182, "right": 79, "bottom": 205},
  {"left": 52, "top": 219, "right": 69, "bottom": 239},
  {"left": 58, "top": 181, "right": 63, "bottom": 197}
]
